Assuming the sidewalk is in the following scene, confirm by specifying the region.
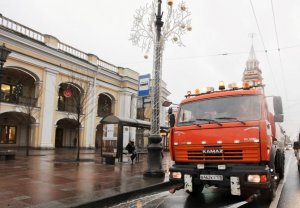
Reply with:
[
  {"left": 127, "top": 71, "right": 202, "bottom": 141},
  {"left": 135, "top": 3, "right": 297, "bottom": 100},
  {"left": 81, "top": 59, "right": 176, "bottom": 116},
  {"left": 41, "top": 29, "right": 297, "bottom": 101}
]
[{"left": 0, "top": 149, "right": 173, "bottom": 208}]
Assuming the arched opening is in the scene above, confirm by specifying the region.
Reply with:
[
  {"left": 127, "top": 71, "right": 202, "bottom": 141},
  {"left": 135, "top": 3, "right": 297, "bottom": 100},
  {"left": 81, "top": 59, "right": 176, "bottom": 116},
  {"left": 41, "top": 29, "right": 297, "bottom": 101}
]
[
  {"left": 57, "top": 83, "right": 83, "bottom": 113},
  {"left": 97, "top": 93, "right": 115, "bottom": 117},
  {"left": 1, "top": 67, "right": 37, "bottom": 106},
  {"left": 55, "top": 118, "right": 78, "bottom": 148},
  {"left": 0, "top": 112, "right": 35, "bottom": 146}
]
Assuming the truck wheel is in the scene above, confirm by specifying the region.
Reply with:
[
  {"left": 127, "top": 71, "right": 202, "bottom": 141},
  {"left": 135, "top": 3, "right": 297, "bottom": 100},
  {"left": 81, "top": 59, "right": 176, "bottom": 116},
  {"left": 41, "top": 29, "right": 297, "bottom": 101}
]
[
  {"left": 186, "top": 184, "right": 204, "bottom": 195},
  {"left": 275, "top": 152, "right": 284, "bottom": 180}
]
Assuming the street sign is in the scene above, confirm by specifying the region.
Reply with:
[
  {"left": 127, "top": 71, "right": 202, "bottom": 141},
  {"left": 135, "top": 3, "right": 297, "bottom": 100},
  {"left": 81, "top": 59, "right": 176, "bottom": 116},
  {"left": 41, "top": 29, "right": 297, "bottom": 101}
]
[{"left": 138, "top": 74, "right": 151, "bottom": 97}]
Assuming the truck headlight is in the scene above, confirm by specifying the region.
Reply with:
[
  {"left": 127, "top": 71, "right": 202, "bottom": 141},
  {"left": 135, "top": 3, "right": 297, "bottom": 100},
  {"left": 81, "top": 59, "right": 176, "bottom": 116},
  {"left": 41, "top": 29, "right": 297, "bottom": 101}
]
[
  {"left": 247, "top": 174, "right": 267, "bottom": 183},
  {"left": 247, "top": 175, "right": 260, "bottom": 183},
  {"left": 170, "top": 171, "right": 182, "bottom": 179}
]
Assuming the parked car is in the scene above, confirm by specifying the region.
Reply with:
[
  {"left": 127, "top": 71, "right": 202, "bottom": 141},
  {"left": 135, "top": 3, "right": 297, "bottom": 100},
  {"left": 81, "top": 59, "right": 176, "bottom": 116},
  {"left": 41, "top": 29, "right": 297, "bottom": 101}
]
[{"left": 286, "top": 143, "right": 292, "bottom": 150}]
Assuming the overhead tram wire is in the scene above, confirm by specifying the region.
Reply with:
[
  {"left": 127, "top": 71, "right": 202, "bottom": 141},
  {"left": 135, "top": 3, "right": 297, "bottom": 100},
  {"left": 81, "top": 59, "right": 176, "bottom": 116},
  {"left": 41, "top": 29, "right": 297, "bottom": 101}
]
[
  {"left": 249, "top": 0, "right": 280, "bottom": 95},
  {"left": 270, "top": 0, "right": 288, "bottom": 101},
  {"left": 119, "top": 44, "right": 300, "bottom": 66}
]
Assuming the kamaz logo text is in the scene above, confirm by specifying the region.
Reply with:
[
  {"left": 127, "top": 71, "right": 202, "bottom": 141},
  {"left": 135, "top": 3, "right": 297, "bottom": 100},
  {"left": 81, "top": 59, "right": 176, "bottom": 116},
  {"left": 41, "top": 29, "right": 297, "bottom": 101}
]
[{"left": 203, "top": 149, "right": 223, "bottom": 154}]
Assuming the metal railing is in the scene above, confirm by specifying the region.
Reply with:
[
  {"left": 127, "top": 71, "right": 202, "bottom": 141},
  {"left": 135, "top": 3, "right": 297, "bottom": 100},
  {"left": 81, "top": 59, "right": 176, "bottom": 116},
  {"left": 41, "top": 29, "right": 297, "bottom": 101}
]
[
  {"left": 0, "top": 95, "right": 38, "bottom": 107},
  {"left": 0, "top": 14, "right": 44, "bottom": 42},
  {"left": 58, "top": 102, "right": 77, "bottom": 113},
  {"left": 58, "top": 42, "right": 88, "bottom": 61},
  {"left": 97, "top": 59, "right": 118, "bottom": 73},
  {"left": 0, "top": 14, "right": 119, "bottom": 73}
]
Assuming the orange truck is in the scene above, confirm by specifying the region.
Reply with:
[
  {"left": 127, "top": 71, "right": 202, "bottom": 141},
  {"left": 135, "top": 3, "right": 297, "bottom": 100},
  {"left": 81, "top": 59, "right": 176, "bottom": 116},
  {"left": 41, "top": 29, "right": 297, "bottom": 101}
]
[{"left": 168, "top": 81, "right": 285, "bottom": 201}]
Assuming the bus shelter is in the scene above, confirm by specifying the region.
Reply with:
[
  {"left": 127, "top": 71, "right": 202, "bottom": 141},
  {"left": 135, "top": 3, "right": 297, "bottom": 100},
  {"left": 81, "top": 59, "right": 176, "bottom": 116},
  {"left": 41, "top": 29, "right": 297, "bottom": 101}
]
[{"left": 100, "top": 115, "right": 168, "bottom": 163}]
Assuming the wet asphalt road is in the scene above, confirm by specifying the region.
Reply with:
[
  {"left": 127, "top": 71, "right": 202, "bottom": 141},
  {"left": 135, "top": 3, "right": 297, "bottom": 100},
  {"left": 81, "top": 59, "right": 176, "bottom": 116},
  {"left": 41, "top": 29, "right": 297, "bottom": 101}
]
[
  {"left": 277, "top": 150, "right": 300, "bottom": 208},
  {"left": 109, "top": 187, "right": 269, "bottom": 208},
  {"left": 110, "top": 151, "right": 300, "bottom": 208}
]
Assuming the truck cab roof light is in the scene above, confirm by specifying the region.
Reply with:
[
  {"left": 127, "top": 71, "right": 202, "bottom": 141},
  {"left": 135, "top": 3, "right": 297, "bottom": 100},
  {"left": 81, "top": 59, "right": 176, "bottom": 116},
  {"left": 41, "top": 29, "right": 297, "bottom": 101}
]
[
  {"left": 187, "top": 142, "right": 192, "bottom": 145},
  {"left": 217, "top": 140, "right": 223, "bottom": 144},
  {"left": 234, "top": 140, "right": 240, "bottom": 144},
  {"left": 174, "top": 142, "right": 179, "bottom": 146},
  {"left": 219, "top": 81, "right": 225, "bottom": 90},
  {"left": 206, "top": 87, "right": 214, "bottom": 93},
  {"left": 242, "top": 81, "right": 251, "bottom": 89},
  {"left": 201, "top": 141, "right": 207, "bottom": 144}
]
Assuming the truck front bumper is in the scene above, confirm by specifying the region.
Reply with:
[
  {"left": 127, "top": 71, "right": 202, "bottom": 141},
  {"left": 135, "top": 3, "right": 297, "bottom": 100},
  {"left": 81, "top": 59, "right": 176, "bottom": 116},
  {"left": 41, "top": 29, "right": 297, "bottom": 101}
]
[{"left": 169, "top": 163, "right": 273, "bottom": 194}]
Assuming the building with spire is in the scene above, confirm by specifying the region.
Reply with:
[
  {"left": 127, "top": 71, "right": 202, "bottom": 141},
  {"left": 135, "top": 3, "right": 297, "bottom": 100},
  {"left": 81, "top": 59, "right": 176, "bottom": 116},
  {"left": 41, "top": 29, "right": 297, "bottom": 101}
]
[{"left": 242, "top": 43, "right": 263, "bottom": 83}]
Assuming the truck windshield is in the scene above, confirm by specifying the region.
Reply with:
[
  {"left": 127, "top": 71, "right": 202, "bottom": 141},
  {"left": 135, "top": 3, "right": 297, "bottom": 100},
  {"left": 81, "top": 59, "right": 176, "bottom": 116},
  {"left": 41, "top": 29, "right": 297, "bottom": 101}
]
[{"left": 177, "top": 95, "right": 261, "bottom": 126}]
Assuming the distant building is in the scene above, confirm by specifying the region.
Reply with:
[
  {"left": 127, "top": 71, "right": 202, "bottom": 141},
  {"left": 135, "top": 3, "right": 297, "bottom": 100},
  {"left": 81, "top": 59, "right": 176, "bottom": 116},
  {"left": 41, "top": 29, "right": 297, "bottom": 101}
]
[{"left": 242, "top": 44, "right": 263, "bottom": 83}]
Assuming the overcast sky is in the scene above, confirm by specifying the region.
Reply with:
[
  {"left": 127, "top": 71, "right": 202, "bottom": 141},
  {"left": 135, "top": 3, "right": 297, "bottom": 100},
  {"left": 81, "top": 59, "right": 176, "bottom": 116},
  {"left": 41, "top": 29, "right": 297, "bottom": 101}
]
[{"left": 1, "top": 0, "right": 300, "bottom": 139}]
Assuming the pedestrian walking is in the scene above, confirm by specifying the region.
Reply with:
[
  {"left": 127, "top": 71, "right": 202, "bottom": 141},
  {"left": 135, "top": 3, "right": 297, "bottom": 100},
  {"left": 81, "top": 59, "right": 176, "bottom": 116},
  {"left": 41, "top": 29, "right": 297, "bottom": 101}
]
[{"left": 126, "top": 140, "right": 137, "bottom": 164}]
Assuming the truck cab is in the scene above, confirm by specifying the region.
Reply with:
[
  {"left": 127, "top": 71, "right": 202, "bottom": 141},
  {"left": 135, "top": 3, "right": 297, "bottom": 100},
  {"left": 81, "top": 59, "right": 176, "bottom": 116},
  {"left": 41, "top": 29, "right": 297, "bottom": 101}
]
[{"left": 168, "top": 81, "right": 285, "bottom": 201}]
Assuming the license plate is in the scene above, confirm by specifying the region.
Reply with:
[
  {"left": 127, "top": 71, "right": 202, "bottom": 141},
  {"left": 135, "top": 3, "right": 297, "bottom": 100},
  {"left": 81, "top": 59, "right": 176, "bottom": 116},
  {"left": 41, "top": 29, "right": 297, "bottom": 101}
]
[
  {"left": 230, "top": 176, "right": 241, "bottom": 195},
  {"left": 200, "top": 174, "right": 223, "bottom": 181},
  {"left": 184, "top": 174, "right": 193, "bottom": 192}
]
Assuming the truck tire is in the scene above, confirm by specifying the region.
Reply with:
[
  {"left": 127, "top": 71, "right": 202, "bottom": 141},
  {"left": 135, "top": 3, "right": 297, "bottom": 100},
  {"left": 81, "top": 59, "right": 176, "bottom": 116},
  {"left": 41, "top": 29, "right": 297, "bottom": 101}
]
[
  {"left": 186, "top": 184, "right": 204, "bottom": 195},
  {"left": 275, "top": 151, "right": 285, "bottom": 180}
]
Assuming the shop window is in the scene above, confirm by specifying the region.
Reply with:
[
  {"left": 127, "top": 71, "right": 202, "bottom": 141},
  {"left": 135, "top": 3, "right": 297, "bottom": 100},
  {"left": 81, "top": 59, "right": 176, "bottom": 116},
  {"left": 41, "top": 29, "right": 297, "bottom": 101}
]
[
  {"left": 0, "top": 126, "right": 16, "bottom": 144},
  {"left": 1, "top": 83, "right": 17, "bottom": 102}
]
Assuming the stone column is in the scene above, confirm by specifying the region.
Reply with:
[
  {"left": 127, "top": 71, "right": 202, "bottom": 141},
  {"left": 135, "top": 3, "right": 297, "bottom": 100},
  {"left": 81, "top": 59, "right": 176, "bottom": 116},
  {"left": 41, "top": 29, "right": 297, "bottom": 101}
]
[
  {"left": 83, "top": 80, "right": 97, "bottom": 148},
  {"left": 119, "top": 91, "right": 132, "bottom": 118},
  {"left": 40, "top": 69, "right": 57, "bottom": 148},
  {"left": 34, "top": 81, "right": 43, "bottom": 107},
  {"left": 119, "top": 90, "right": 132, "bottom": 146}
]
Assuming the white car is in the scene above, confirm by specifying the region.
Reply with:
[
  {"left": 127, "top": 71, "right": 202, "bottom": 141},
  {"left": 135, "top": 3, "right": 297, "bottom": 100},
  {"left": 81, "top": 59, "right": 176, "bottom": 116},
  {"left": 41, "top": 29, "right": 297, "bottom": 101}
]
[{"left": 286, "top": 144, "right": 292, "bottom": 150}]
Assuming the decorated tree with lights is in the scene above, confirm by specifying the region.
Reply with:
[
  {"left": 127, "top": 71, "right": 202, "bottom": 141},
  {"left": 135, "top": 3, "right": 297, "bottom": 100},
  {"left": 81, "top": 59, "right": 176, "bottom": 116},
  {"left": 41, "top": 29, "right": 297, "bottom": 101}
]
[{"left": 130, "top": 0, "right": 192, "bottom": 177}]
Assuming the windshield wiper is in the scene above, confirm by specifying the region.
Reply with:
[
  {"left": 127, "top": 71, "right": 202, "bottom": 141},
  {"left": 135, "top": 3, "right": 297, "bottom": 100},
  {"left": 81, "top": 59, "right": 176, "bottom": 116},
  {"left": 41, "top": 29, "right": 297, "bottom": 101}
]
[
  {"left": 215, "top": 117, "right": 246, "bottom": 125},
  {"left": 195, "top": 118, "right": 222, "bottom": 126}
]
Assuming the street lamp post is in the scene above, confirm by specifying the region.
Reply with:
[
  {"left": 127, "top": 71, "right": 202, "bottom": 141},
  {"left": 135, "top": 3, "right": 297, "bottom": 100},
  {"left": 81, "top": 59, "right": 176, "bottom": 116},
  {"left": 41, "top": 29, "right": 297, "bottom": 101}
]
[
  {"left": 130, "top": 0, "right": 191, "bottom": 177},
  {"left": 0, "top": 44, "right": 11, "bottom": 99},
  {"left": 144, "top": 0, "right": 164, "bottom": 177}
]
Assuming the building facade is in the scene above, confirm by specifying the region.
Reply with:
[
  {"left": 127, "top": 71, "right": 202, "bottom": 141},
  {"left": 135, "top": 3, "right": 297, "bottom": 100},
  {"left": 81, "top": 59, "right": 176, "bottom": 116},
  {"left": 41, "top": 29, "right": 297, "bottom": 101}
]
[{"left": 0, "top": 15, "right": 170, "bottom": 149}]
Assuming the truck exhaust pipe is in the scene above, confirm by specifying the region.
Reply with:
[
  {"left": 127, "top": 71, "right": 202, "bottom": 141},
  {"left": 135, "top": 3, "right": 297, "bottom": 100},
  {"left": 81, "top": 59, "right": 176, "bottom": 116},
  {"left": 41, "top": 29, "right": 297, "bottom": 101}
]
[{"left": 169, "top": 184, "right": 184, "bottom": 194}]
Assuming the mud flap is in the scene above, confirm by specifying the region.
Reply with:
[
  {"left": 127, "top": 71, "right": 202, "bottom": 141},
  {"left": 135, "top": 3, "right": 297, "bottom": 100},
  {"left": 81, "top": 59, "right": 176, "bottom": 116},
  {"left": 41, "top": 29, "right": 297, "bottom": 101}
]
[
  {"left": 184, "top": 174, "right": 193, "bottom": 192},
  {"left": 230, "top": 176, "right": 241, "bottom": 196}
]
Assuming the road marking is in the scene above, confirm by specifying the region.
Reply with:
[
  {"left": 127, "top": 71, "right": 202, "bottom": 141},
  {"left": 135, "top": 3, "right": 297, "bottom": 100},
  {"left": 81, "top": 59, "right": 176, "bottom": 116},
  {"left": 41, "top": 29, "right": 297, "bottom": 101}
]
[
  {"left": 223, "top": 201, "right": 248, "bottom": 208},
  {"left": 269, "top": 154, "right": 292, "bottom": 208}
]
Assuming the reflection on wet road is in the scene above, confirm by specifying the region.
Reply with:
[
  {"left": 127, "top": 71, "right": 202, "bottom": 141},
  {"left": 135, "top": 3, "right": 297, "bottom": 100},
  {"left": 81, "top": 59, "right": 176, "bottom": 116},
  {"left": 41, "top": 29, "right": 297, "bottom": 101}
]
[{"left": 110, "top": 188, "right": 269, "bottom": 208}]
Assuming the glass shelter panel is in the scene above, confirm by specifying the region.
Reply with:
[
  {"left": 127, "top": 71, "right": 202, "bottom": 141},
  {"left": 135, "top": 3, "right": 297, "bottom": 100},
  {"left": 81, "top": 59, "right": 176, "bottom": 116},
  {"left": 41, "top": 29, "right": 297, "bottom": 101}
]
[{"left": 101, "top": 124, "right": 118, "bottom": 157}]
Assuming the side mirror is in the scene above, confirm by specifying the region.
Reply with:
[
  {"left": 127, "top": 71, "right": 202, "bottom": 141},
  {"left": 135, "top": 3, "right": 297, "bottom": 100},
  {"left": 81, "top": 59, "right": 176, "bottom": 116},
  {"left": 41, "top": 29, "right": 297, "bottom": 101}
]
[
  {"left": 294, "top": 141, "right": 300, "bottom": 150},
  {"left": 168, "top": 107, "right": 173, "bottom": 114},
  {"left": 169, "top": 114, "right": 175, "bottom": 128},
  {"left": 273, "top": 96, "right": 283, "bottom": 115},
  {"left": 274, "top": 114, "right": 284, "bottom": 123}
]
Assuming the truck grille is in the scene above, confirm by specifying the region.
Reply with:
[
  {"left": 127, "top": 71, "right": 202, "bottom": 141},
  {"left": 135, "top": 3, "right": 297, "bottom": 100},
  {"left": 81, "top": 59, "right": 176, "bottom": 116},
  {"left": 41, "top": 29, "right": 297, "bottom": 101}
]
[{"left": 175, "top": 144, "right": 260, "bottom": 162}]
